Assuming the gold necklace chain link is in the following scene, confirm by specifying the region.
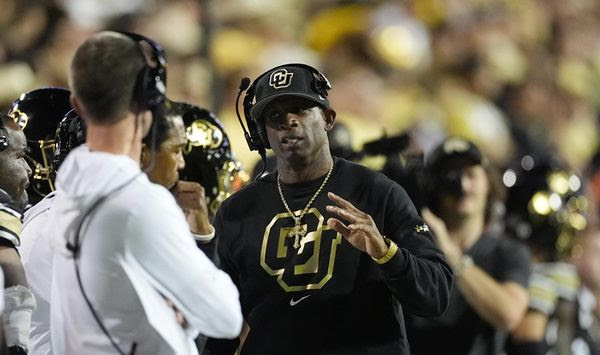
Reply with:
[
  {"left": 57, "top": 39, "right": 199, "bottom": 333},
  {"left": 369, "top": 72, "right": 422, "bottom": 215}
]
[{"left": 277, "top": 164, "right": 334, "bottom": 248}]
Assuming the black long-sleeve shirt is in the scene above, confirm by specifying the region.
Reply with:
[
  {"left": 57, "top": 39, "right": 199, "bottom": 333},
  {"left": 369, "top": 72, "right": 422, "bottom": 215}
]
[{"left": 210, "top": 158, "right": 453, "bottom": 354}]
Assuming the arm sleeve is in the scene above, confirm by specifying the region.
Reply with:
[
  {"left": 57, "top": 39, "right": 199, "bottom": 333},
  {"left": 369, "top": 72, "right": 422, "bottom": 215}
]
[
  {"left": 378, "top": 184, "right": 454, "bottom": 317},
  {"left": 195, "top": 238, "right": 219, "bottom": 266},
  {"left": 126, "top": 195, "right": 243, "bottom": 339}
]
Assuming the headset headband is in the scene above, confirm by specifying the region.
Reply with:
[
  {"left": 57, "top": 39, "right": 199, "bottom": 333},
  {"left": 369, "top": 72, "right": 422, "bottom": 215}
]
[{"left": 116, "top": 31, "right": 167, "bottom": 112}]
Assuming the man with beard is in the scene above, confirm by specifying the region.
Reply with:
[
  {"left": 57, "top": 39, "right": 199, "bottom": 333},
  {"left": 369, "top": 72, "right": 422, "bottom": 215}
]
[{"left": 207, "top": 64, "right": 452, "bottom": 354}]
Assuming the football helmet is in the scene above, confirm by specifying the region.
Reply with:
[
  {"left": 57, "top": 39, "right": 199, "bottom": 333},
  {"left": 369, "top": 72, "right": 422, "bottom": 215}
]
[
  {"left": 7, "top": 87, "right": 72, "bottom": 204},
  {"left": 53, "top": 109, "right": 86, "bottom": 172},
  {"left": 504, "top": 154, "right": 587, "bottom": 261},
  {"left": 174, "top": 101, "right": 248, "bottom": 217}
]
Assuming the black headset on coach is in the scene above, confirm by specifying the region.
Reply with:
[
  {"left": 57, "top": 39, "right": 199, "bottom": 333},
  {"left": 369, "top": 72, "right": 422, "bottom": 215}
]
[
  {"left": 235, "top": 63, "right": 332, "bottom": 175},
  {"left": 67, "top": 31, "right": 169, "bottom": 355}
]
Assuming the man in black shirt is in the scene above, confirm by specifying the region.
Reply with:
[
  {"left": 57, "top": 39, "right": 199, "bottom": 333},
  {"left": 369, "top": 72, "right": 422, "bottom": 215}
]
[
  {"left": 207, "top": 64, "right": 453, "bottom": 354},
  {"left": 405, "top": 137, "right": 532, "bottom": 355}
]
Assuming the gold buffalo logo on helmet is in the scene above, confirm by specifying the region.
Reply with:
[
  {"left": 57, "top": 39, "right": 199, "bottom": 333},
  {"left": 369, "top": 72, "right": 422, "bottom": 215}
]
[
  {"left": 185, "top": 119, "right": 224, "bottom": 153},
  {"left": 179, "top": 111, "right": 249, "bottom": 218},
  {"left": 8, "top": 107, "right": 29, "bottom": 130}
]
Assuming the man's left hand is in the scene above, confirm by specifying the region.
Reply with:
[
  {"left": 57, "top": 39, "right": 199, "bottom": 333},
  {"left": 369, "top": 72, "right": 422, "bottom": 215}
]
[
  {"left": 326, "top": 192, "right": 388, "bottom": 259},
  {"left": 172, "top": 181, "right": 212, "bottom": 235}
]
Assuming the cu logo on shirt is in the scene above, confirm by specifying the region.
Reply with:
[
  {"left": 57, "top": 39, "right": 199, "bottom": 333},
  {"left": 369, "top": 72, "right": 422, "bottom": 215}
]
[
  {"left": 260, "top": 208, "right": 342, "bottom": 292},
  {"left": 269, "top": 69, "right": 294, "bottom": 89}
]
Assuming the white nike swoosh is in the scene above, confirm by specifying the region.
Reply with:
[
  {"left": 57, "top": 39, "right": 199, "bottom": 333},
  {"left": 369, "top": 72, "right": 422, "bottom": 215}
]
[{"left": 289, "top": 295, "right": 311, "bottom": 306}]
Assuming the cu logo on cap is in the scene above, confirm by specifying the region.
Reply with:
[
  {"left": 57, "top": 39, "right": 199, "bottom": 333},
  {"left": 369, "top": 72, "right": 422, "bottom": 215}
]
[{"left": 269, "top": 69, "right": 294, "bottom": 89}]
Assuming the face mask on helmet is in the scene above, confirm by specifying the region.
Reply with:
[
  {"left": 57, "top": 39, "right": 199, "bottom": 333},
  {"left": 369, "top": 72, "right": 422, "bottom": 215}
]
[
  {"left": 174, "top": 101, "right": 249, "bottom": 218},
  {"left": 503, "top": 154, "right": 587, "bottom": 261},
  {"left": 7, "top": 87, "right": 72, "bottom": 204},
  {"left": 53, "top": 109, "right": 86, "bottom": 173}
]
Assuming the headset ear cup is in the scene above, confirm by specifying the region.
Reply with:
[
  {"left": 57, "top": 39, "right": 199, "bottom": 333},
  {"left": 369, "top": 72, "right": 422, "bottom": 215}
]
[
  {"left": 143, "top": 66, "right": 165, "bottom": 110},
  {"left": 133, "top": 65, "right": 164, "bottom": 113},
  {"left": 133, "top": 66, "right": 151, "bottom": 112},
  {"left": 255, "top": 118, "right": 270, "bottom": 149},
  {"left": 313, "top": 80, "right": 328, "bottom": 98}
]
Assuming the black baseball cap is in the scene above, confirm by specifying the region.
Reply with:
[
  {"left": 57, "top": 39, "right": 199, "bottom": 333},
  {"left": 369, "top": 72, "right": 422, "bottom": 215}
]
[
  {"left": 250, "top": 64, "right": 330, "bottom": 120},
  {"left": 426, "top": 137, "right": 486, "bottom": 171}
]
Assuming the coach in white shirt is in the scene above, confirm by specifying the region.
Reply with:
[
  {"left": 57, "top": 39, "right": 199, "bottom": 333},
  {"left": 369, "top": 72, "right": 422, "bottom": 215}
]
[{"left": 47, "top": 31, "right": 242, "bottom": 355}]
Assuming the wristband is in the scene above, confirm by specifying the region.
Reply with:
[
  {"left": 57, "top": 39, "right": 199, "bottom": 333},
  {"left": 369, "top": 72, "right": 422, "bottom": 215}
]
[
  {"left": 454, "top": 254, "right": 474, "bottom": 277},
  {"left": 372, "top": 236, "right": 398, "bottom": 265},
  {"left": 192, "top": 225, "right": 215, "bottom": 243}
]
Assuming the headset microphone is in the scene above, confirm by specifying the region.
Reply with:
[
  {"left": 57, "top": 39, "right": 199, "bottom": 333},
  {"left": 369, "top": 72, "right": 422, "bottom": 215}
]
[
  {"left": 235, "top": 78, "right": 266, "bottom": 154},
  {"left": 235, "top": 77, "right": 267, "bottom": 179},
  {"left": 239, "top": 77, "right": 251, "bottom": 91}
]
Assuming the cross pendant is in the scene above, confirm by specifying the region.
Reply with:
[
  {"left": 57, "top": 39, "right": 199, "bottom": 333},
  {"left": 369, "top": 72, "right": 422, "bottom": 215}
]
[{"left": 290, "top": 223, "right": 306, "bottom": 249}]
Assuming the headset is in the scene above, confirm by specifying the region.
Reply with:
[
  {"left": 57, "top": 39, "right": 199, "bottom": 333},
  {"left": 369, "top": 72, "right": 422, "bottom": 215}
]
[
  {"left": 67, "top": 31, "right": 168, "bottom": 355},
  {"left": 235, "top": 63, "right": 332, "bottom": 154},
  {"left": 119, "top": 31, "right": 167, "bottom": 114},
  {"left": 0, "top": 115, "right": 8, "bottom": 151}
]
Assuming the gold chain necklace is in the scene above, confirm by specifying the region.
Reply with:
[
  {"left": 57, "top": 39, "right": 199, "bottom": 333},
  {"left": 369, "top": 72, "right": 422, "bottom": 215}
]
[{"left": 277, "top": 164, "right": 334, "bottom": 249}]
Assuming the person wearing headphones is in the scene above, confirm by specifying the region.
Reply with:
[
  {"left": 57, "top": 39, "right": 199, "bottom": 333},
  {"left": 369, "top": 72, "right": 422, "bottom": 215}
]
[
  {"left": 20, "top": 100, "right": 220, "bottom": 354},
  {"left": 205, "top": 64, "right": 453, "bottom": 354},
  {"left": 47, "top": 31, "right": 242, "bottom": 355}
]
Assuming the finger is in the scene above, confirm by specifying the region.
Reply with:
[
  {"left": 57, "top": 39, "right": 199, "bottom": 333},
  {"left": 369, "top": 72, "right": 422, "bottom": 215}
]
[
  {"left": 176, "top": 196, "right": 204, "bottom": 210},
  {"left": 347, "top": 222, "right": 375, "bottom": 233},
  {"left": 327, "top": 192, "right": 354, "bottom": 210},
  {"left": 421, "top": 208, "right": 435, "bottom": 221},
  {"left": 328, "top": 192, "right": 366, "bottom": 216},
  {"left": 176, "top": 181, "right": 205, "bottom": 194},
  {"left": 326, "top": 205, "right": 363, "bottom": 223},
  {"left": 421, "top": 209, "right": 443, "bottom": 231},
  {"left": 327, "top": 217, "right": 350, "bottom": 236},
  {"left": 176, "top": 190, "right": 205, "bottom": 200}
]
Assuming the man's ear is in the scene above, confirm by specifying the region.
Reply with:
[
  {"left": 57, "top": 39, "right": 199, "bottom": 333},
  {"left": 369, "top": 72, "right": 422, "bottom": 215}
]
[
  {"left": 323, "top": 108, "right": 336, "bottom": 131},
  {"left": 140, "top": 110, "right": 153, "bottom": 138},
  {"left": 70, "top": 95, "right": 85, "bottom": 118}
]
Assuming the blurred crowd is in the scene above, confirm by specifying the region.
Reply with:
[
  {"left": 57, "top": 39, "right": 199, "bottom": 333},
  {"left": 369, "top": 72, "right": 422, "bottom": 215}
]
[
  {"left": 1, "top": 0, "right": 600, "bottom": 172},
  {"left": 2, "top": 0, "right": 600, "bottom": 354}
]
